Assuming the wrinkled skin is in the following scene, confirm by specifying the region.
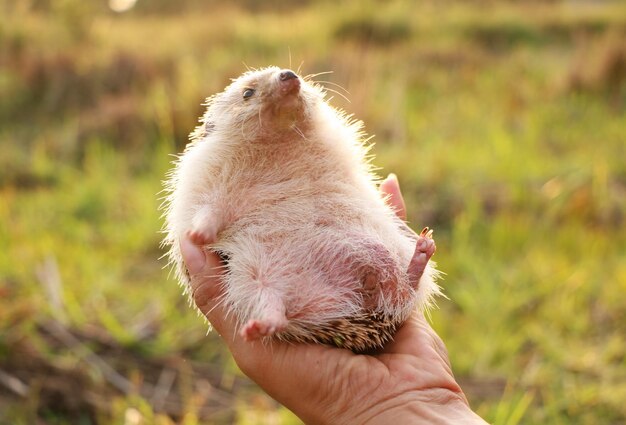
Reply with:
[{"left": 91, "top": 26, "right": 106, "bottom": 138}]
[{"left": 181, "top": 174, "right": 488, "bottom": 424}]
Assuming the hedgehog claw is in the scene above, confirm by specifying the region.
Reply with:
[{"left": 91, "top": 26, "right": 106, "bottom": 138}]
[{"left": 420, "top": 227, "right": 434, "bottom": 239}]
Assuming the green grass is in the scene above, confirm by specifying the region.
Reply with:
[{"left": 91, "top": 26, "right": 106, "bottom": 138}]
[{"left": 1, "top": 0, "right": 625, "bottom": 423}]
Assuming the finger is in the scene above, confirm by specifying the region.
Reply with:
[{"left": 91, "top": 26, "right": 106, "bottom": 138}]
[
  {"left": 379, "top": 173, "right": 407, "bottom": 220},
  {"left": 179, "top": 236, "right": 235, "bottom": 338}
]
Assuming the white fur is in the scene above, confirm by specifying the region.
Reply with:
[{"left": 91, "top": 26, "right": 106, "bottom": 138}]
[{"left": 161, "top": 66, "right": 440, "bottom": 341}]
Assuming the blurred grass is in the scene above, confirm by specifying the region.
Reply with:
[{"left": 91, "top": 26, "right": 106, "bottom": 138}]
[{"left": 1, "top": 0, "right": 625, "bottom": 423}]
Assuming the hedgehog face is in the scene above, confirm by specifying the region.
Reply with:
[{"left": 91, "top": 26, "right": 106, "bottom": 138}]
[{"left": 202, "top": 67, "right": 324, "bottom": 139}]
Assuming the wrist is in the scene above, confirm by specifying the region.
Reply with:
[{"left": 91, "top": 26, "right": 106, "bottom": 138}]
[{"left": 352, "top": 388, "right": 486, "bottom": 425}]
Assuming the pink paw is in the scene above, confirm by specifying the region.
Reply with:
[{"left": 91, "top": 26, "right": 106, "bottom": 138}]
[
  {"left": 190, "top": 208, "right": 219, "bottom": 245},
  {"left": 186, "top": 229, "right": 214, "bottom": 246},
  {"left": 408, "top": 227, "right": 436, "bottom": 288},
  {"left": 240, "top": 318, "right": 287, "bottom": 341}
]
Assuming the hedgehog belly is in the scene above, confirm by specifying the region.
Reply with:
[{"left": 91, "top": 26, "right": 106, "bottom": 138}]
[
  {"left": 276, "top": 312, "right": 406, "bottom": 353},
  {"left": 215, "top": 218, "right": 418, "bottom": 352}
]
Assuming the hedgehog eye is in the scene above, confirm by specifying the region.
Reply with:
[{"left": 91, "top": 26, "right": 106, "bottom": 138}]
[{"left": 242, "top": 88, "right": 255, "bottom": 100}]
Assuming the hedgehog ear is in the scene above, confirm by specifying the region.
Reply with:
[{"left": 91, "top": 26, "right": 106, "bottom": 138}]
[
  {"left": 203, "top": 119, "right": 215, "bottom": 135},
  {"left": 200, "top": 95, "right": 217, "bottom": 136},
  {"left": 190, "top": 115, "right": 215, "bottom": 142}
]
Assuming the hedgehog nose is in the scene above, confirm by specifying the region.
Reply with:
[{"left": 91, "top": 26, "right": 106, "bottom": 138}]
[{"left": 279, "top": 70, "right": 298, "bottom": 81}]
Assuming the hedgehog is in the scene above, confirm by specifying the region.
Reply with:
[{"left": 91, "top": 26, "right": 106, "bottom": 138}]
[{"left": 161, "top": 67, "right": 440, "bottom": 352}]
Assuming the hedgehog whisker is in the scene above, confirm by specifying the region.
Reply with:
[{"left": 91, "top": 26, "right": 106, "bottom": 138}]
[
  {"left": 292, "top": 126, "right": 308, "bottom": 141},
  {"left": 320, "top": 87, "right": 351, "bottom": 104},
  {"left": 240, "top": 119, "right": 247, "bottom": 139},
  {"left": 311, "top": 80, "right": 350, "bottom": 95},
  {"left": 303, "top": 70, "right": 333, "bottom": 81}
]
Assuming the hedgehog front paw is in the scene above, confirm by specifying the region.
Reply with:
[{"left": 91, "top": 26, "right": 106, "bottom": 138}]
[
  {"left": 240, "top": 317, "right": 288, "bottom": 341},
  {"left": 186, "top": 229, "right": 215, "bottom": 246},
  {"left": 408, "top": 227, "right": 436, "bottom": 288},
  {"left": 189, "top": 207, "right": 220, "bottom": 245}
]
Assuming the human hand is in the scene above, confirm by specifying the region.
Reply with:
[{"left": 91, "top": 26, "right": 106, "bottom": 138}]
[{"left": 180, "top": 174, "right": 487, "bottom": 424}]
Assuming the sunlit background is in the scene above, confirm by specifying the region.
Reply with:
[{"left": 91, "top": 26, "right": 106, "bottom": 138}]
[{"left": 1, "top": 0, "right": 625, "bottom": 424}]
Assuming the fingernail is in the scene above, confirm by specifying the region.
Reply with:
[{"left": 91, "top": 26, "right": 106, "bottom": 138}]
[
  {"left": 180, "top": 237, "right": 206, "bottom": 275},
  {"left": 387, "top": 173, "right": 398, "bottom": 183}
]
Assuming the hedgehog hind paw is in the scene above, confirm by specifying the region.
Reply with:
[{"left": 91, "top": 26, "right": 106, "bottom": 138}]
[
  {"left": 408, "top": 232, "right": 436, "bottom": 288},
  {"left": 241, "top": 317, "right": 288, "bottom": 341}
]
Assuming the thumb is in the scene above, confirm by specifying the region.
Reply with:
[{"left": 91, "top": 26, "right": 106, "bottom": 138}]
[
  {"left": 380, "top": 173, "right": 407, "bottom": 220},
  {"left": 179, "top": 236, "right": 233, "bottom": 338}
]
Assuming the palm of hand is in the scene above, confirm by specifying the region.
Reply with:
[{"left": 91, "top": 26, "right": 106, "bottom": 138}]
[{"left": 232, "top": 314, "right": 467, "bottom": 424}]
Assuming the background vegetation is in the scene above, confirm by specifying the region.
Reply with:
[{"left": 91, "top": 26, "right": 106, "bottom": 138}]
[{"left": 1, "top": 0, "right": 625, "bottom": 423}]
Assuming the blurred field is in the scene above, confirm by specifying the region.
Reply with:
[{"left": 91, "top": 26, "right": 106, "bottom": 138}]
[{"left": 1, "top": 0, "right": 625, "bottom": 423}]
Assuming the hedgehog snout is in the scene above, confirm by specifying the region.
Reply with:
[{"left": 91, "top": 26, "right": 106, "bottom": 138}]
[
  {"left": 279, "top": 70, "right": 298, "bottom": 81},
  {"left": 277, "top": 69, "right": 300, "bottom": 95}
]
